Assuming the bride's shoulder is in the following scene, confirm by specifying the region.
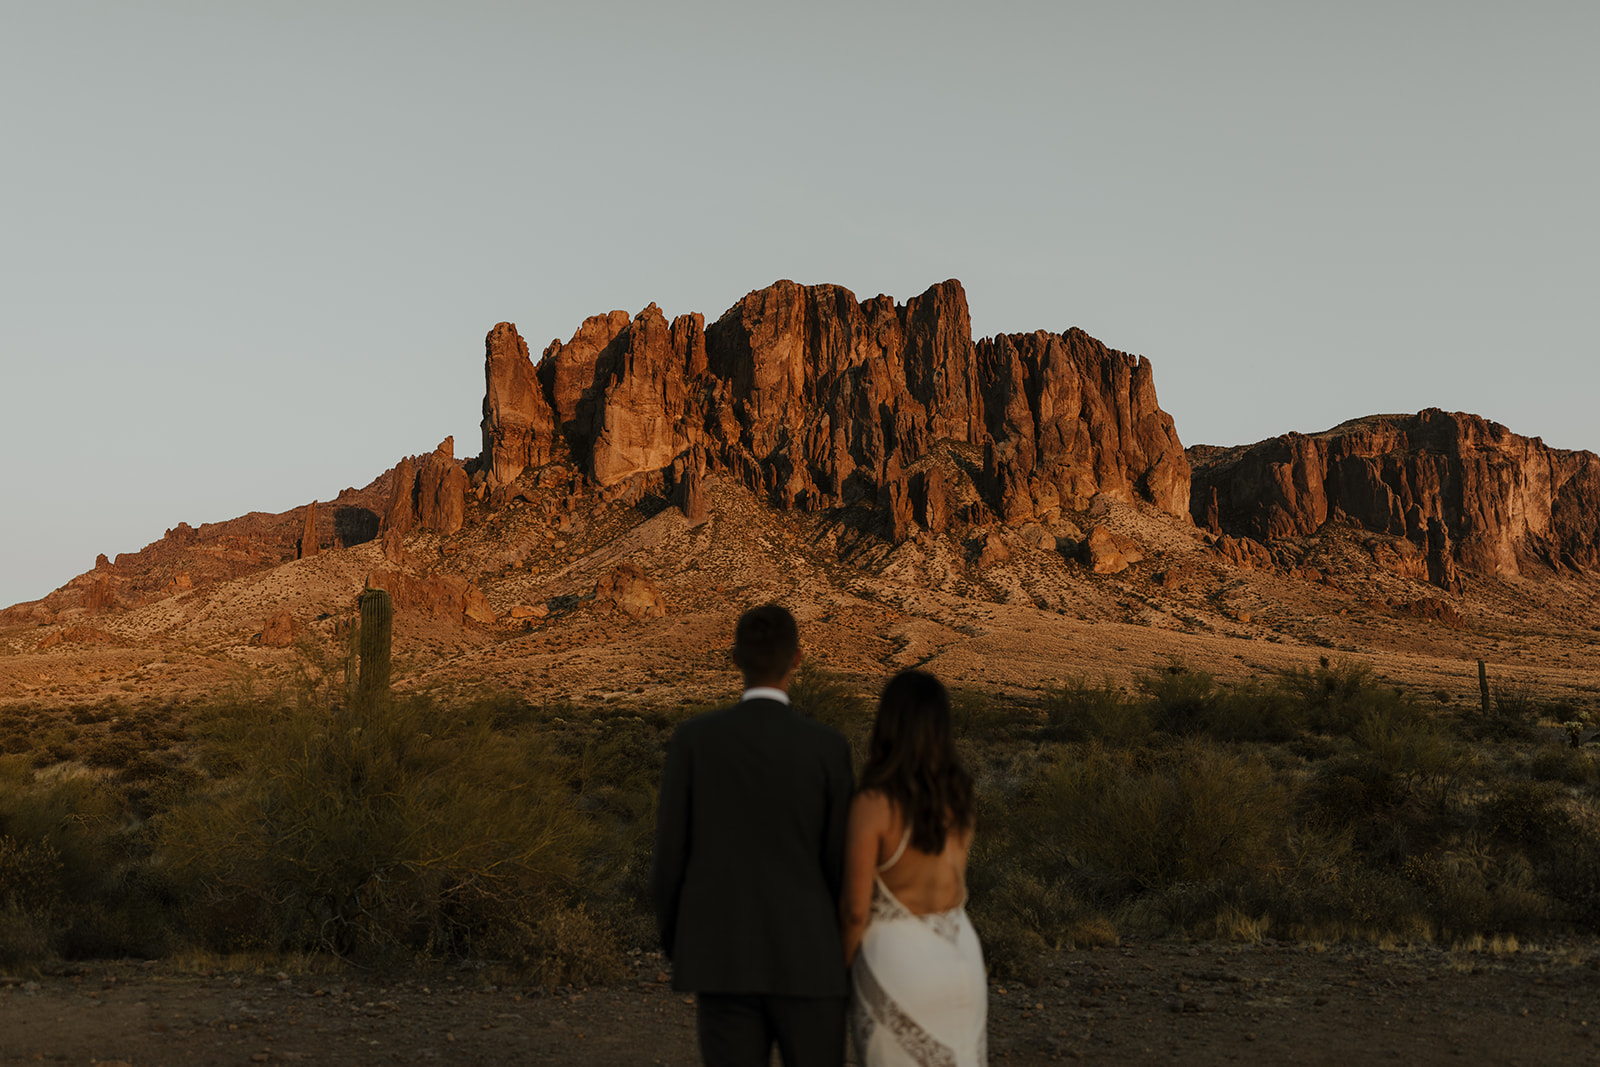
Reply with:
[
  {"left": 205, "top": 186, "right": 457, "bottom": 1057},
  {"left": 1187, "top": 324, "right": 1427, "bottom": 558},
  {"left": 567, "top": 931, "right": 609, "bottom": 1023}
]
[{"left": 849, "top": 787, "right": 895, "bottom": 823}]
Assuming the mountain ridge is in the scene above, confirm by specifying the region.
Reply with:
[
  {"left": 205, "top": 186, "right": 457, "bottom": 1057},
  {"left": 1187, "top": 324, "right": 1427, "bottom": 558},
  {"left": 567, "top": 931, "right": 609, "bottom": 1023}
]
[{"left": 3, "top": 279, "right": 1597, "bottom": 713}]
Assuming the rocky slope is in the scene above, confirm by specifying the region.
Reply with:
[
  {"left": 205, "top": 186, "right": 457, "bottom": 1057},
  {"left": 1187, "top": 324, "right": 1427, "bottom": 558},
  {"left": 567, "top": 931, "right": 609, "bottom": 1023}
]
[{"left": 1190, "top": 409, "right": 1600, "bottom": 589}]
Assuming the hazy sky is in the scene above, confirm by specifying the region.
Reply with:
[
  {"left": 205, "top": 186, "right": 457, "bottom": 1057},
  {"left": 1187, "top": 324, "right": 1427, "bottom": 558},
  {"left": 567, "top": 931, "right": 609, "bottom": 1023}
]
[{"left": 3, "top": 1, "right": 1596, "bottom": 609}]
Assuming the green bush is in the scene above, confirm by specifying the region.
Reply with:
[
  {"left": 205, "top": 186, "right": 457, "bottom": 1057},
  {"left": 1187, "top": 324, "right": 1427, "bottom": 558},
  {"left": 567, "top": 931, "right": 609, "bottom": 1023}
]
[
  {"left": 1034, "top": 740, "right": 1285, "bottom": 892},
  {"left": 950, "top": 687, "right": 1020, "bottom": 744},
  {"left": 1284, "top": 658, "right": 1408, "bottom": 737},
  {"left": 1526, "top": 745, "right": 1595, "bottom": 786},
  {"left": 1136, "top": 663, "right": 1299, "bottom": 743},
  {"left": 1350, "top": 700, "right": 1468, "bottom": 810},
  {"left": 1137, "top": 662, "right": 1217, "bottom": 736},
  {"left": 1043, "top": 676, "right": 1149, "bottom": 746},
  {"left": 157, "top": 695, "right": 600, "bottom": 965},
  {"left": 0, "top": 755, "right": 174, "bottom": 962}
]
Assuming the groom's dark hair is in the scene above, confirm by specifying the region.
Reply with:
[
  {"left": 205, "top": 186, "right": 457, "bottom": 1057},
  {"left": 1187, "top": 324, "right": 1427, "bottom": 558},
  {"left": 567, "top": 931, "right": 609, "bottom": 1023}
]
[{"left": 732, "top": 603, "right": 800, "bottom": 686}]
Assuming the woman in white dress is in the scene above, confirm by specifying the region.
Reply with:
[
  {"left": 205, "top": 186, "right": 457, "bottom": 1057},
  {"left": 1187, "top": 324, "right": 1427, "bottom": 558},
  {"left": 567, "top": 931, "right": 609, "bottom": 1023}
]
[{"left": 840, "top": 670, "right": 987, "bottom": 1067}]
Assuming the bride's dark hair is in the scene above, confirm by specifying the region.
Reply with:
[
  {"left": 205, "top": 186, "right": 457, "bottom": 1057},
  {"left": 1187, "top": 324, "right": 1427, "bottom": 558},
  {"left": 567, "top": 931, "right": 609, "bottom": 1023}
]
[{"left": 859, "top": 670, "right": 974, "bottom": 855}]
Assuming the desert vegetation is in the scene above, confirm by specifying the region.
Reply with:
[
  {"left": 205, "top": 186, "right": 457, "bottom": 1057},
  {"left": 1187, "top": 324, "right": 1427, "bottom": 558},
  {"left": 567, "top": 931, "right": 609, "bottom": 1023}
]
[{"left": 2, "top": 654, "right": 1598, "bottom": 987}]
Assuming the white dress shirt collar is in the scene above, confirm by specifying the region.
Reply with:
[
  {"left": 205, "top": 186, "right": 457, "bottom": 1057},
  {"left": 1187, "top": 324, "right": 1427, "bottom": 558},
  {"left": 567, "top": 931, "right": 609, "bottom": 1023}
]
[{"left": 741, "top": 686, "right": 791, "bottom": 705}]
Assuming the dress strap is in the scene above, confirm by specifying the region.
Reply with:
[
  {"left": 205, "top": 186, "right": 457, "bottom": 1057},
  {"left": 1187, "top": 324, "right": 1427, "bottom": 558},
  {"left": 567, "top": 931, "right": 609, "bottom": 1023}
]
[{"left": 877, "top": 826, "right": 913, "bottom": 873}]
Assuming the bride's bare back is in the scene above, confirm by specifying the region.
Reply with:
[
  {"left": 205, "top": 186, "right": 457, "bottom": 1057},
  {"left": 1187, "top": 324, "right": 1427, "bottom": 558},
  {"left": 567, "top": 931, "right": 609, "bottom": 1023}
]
[{"left": 840, "top": 787, "right": 973, "bottom": 964}]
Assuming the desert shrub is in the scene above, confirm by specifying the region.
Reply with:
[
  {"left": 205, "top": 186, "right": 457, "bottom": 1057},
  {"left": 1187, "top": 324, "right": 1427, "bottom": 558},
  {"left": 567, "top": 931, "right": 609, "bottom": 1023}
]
[
  {"left": 1350, "top": 701, "right": 1469, "bottom": 810},
  {"left": 0, "top": 833, "right": 59, "bottom": 967},
  {"left": 569, "top": 717, "right": 669, "bottom": 951},
  {"left": 1403, "top": 845, "right": 1552, "bottom": 940},
  {"left": 1285, "top": 658, "right": 1411, "bottom": 737},
  {"left": 1479, "top": 779, "right": 1571, "bottom": 852},
  {"left": 949, "top": 687, "right": 1018, "bottom": 744},
  {"left": 157, "top": 695, "right": 599, "bottom": 966},
  {"left": 790, "top": 660, "right": 872, "bottom": 760},
  {"left": 0, "top": 756, "right": 175, "bottom": 962},
  {"left": 1033, "top": 740, "right": 1286, "bottom": 893},
  {"left": 964, "top": 774, "right": 1117, "bottom": 982},
  {"left": 1526, "top": 745, "right": 1596, "bottom": 786},
  {"left": 1137, "top": 664, "right": 1298, "bottom": 743},
  {"left": 1136, "top": 661, "right": 1219, "bottom": 736},
  {"left": 1299, "top": 748, "right": 1457, "bottom": 865},
  {"left": 1540, "top": 836, "right": 1600, "bottom": 930},
  {"left": 1043, "top": 676, "right": 1149, "bottom": 746},
  {"left": 968, "top": 869, "right": 1114, "bottom": 984},
  {"left": 1203, "top": 680, "right": 1300, "bottom": 743},
  {"left": 84, "top": 734, "right": 141, "bottom": 769},
  {"left": 479, "top": 901, "right": 625, "bottom": 986},
  {"left": 1493, "top": 682, "right": 1542, "bottom": 723}
]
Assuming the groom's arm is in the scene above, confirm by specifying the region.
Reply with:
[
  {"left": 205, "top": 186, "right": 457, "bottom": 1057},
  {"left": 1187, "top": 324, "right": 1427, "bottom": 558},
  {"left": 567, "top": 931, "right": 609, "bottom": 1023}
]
[{"left": 649, "top": 730, "right": 692, "bottom": 960}]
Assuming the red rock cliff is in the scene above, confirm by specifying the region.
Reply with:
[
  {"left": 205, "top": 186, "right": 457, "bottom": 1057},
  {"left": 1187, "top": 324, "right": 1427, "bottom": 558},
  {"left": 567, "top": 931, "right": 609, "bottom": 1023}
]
[
  {"left": 480, "top": 279, "right": 1190, "bottom": 538},
  {"left": 1190, "top": 409, "right": 1600, "bottom": 580}
]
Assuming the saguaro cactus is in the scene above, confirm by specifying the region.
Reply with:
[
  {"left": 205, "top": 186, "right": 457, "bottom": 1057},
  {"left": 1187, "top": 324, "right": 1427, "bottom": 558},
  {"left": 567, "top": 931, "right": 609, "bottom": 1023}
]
[{"left": 358, "top": 588, "right": 394, "bottom": 707}]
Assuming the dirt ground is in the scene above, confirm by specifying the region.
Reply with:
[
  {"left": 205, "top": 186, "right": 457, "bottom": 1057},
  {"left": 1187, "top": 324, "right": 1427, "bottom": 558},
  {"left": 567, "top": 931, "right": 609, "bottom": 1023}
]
[{"left": 5, "top": 937, "right": 1599, "bottom": 1066}]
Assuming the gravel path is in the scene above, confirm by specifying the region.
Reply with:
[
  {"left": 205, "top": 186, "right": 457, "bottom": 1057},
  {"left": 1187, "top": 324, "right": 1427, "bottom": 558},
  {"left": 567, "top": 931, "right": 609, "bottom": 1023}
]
[{"left": 4, "top": 939, "right": 1599, "bottom": 1065}]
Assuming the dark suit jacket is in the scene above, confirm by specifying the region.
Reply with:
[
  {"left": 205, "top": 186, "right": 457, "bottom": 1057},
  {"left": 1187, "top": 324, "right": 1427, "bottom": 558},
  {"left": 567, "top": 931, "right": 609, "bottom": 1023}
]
[{"left": 650, "top": 697, "right": 854, "bottom": 996}]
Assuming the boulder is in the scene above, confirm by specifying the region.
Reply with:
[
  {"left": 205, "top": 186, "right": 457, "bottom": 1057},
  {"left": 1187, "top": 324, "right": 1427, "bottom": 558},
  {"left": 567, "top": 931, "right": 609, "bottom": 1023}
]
[
  {"left": 677, "top": 459, "right": 709, "bottom": 525},
  {"left": 1081, "top": 526, "right": 1128, "bottom": 574},
  {"left": 256, "top": 610, "right": 297, "bottom": 648},
  {"left": 463, "top": 585, "right": 496, "bottom": 624},
  {"left": 911, "top": 468, "right": 949, "bottom": 534},
  {"left": 976, "top": 531, "right": 1011, "bottom": 568},
  {"left": 366, "top": 569, "right": 475, "bottom": 623},
  {"left": 595, "top": 562, "right": 666, "bottom": 620},
  {"left": 1213, "top": 535, "right": 1274, "bottom": 571}
]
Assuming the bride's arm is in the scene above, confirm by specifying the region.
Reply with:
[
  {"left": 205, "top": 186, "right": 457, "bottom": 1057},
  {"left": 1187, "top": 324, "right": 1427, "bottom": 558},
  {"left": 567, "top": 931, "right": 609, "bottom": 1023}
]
[{"left": 839, "top": 789, "right": 890, "bottom": 967}]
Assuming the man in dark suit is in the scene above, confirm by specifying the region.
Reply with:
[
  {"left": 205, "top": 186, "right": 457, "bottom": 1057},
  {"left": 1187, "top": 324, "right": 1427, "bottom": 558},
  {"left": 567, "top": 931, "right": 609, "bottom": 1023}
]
[{"left": 650, "top": 603, "right": 854, "bottom": 1067}]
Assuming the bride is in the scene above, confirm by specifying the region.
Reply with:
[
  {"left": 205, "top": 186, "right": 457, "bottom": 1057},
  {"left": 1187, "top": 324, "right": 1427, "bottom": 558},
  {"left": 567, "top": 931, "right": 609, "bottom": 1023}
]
[{"left": 840, "top": 670, "right": 987, "bottom": 1066}]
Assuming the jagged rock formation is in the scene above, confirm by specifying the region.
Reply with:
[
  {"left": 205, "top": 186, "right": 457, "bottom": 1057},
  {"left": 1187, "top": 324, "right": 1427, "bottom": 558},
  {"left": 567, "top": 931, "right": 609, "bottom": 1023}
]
[
  {"left": 482, "top": 322, "right": 555, "bottom": 487},
  {"left": 1191, "top": 409, "right": 1600, "bottom": 582},
  {"left": 417, "top": 438, "right": 467, "bottom": 535},
  {"left": 380, "top": 456, "right": 415, "bottom": 565},
  {"left": 297, "top": 501, "right": 319, "bottom": 559},
  {"left": 479, "top": 280, "right": 1191, "bottom": 540}
]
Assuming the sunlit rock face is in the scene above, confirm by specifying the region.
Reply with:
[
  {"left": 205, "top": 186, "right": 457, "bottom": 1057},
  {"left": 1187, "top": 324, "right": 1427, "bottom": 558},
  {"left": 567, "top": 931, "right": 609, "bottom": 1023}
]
[
  {"left": 479, "top": 278, "right": 1192, "bottom": 539},
  {"left": 1190, "top": 409, "right": 1600, "bottom": 582}
]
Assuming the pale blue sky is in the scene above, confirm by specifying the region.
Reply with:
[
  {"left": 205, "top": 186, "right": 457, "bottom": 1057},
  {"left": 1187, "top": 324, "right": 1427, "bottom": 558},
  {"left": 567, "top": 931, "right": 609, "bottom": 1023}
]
[{"left": 3, "top": 1, "right": 1596, "bottom": 609}]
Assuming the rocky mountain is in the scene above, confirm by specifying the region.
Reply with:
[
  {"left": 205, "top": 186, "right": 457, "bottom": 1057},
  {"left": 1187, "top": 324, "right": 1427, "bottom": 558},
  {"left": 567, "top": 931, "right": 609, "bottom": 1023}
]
[
  {"left": 481, "top": 279, "right": 1190, "bottom": 540},
  {"left": 6, "top": 279, "right": 1600, "bottom": 715},
  {"left": 1190, "top": 409, "right": 1600, "bottom": 590}
]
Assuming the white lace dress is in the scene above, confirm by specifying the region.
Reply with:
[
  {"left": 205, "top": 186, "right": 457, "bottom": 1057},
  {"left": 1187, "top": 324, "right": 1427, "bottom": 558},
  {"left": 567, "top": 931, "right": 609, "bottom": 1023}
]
[{"left": 850, "top": 829, "right": 988, "bottom": 1066}]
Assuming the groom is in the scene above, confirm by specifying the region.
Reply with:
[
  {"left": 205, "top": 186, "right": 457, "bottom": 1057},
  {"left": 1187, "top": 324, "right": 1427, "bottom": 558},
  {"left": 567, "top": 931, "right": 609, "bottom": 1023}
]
[{"left": 650, "top": 603, "right": 854, "bottom": 1066}]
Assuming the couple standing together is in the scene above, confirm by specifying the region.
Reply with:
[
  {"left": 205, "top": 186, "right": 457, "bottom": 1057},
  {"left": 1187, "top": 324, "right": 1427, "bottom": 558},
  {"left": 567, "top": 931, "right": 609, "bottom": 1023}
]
[{"left": 651, "top": 604, "right": 987, "bottom": 1066}]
